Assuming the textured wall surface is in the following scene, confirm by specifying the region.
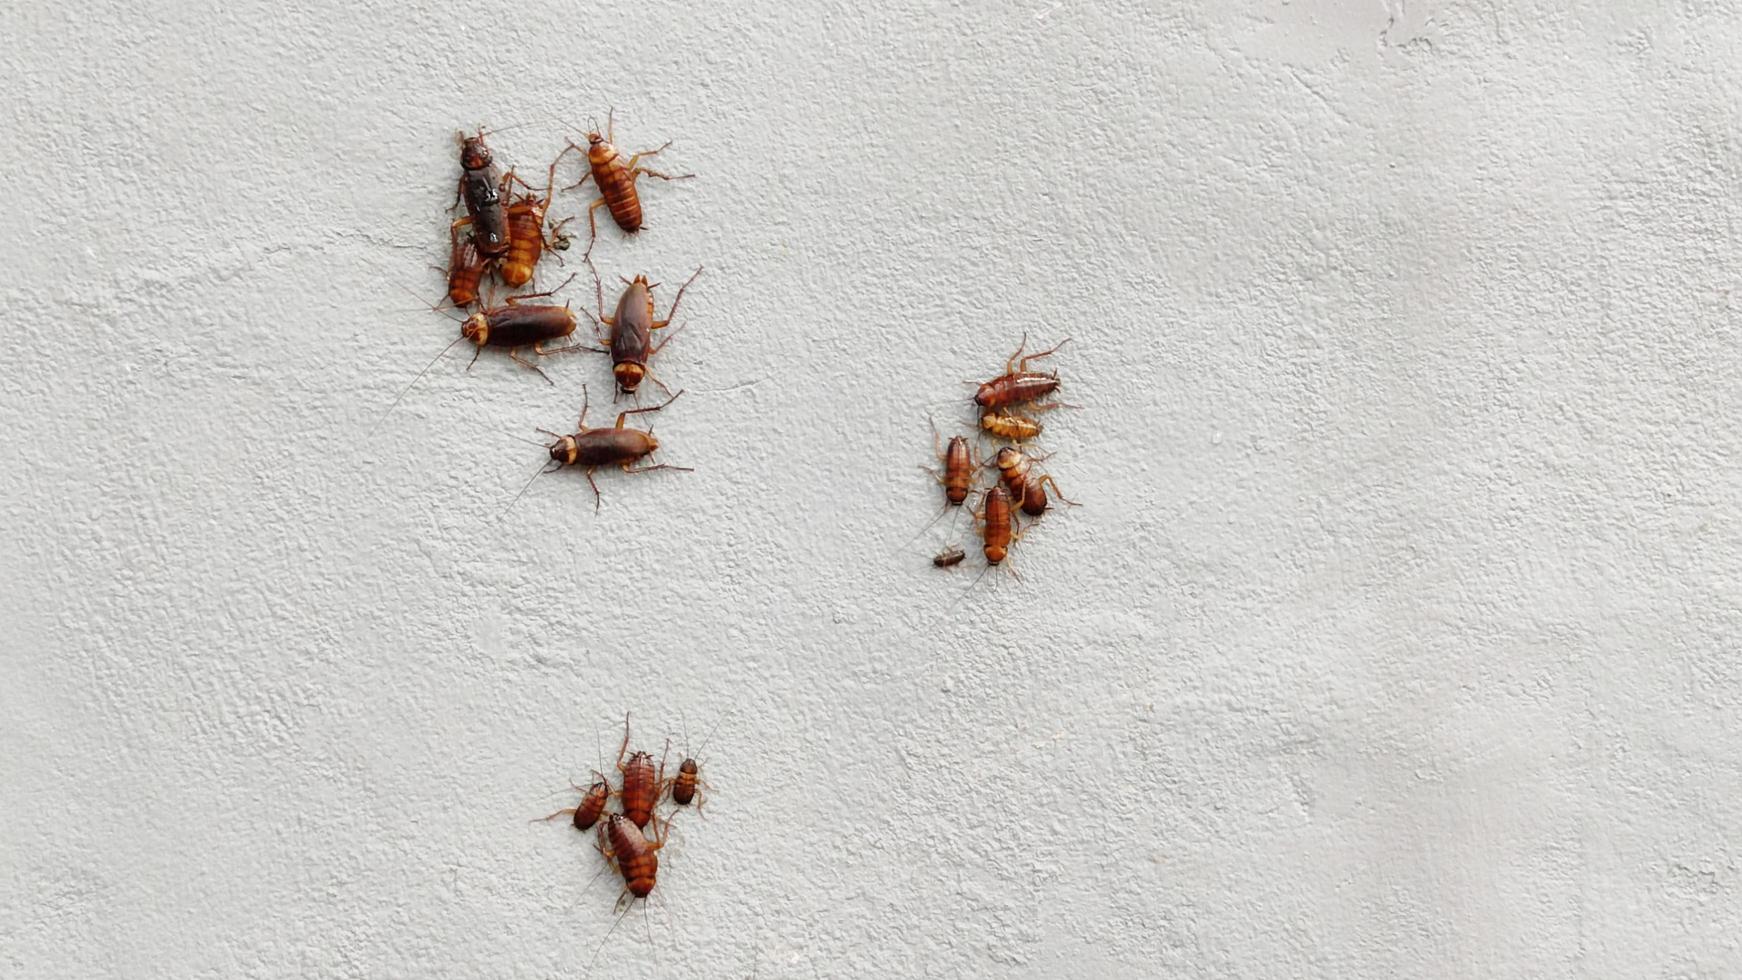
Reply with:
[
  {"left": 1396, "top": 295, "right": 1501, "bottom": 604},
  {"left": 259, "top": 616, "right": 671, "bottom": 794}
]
[{"left": 4, "top": 1, "right": 1742, "bottom": 976}]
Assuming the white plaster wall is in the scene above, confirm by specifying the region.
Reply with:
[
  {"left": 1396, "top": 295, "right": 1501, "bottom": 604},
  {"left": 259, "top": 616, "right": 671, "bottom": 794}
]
[{"left": 4, "top": 0, "right": 1741, "bottom": 976}]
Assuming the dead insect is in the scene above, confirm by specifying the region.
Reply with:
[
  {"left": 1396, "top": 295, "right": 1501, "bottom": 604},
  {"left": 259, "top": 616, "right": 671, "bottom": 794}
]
[
  {"left": 517, "top": 387, "right": 692, "bottom": 511},
  {"left": 932, "top": 544, "right": 967, "bottom": 568},
  {"left": 537, "top": 775, "right": 611, "bottom": 831},
  {"left": 582, "top": 266, "right": 702, "bottom": 399},
  {"left": 453, "top": 128, "right": 514, "bottom": 259},
  {"left": 565, "top": 110, "right": 695, "bottom": 260},
  {"left": 993, "top": 446, "right": 1076, "bottom": 517},
  {"left": 974, "top": 485, "right": 1018, "bottom": 566},
  {"left": 973, "top": 334, "right": 1069, "bottom": 410},
  {"left": 444, "top": 221, "right": 490, "bottom": 308},
  {"left": 979, "top": 411, "right": 1043, "bottom": 443}
]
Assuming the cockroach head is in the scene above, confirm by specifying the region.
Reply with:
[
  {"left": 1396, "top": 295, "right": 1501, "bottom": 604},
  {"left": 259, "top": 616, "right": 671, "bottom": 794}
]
[
  {"left": 548, "top": 435, "right": 577, "bottom": 467},
  {"left": 995, "top": 446, "right": 1021, "bottom": 470},
  {"left": 459, "top": 133, "right": 492, "bottom": 170},
  {"left": 460, "top": 313, "right": 489, "bottom": 346},
  {"left": 613, "top": 362, "right": 645, "bottom": 391}
]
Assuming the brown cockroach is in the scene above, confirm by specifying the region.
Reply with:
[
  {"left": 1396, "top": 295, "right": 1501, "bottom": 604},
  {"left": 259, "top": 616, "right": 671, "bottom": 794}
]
[
  {"left": 582, "top": 266, "right": 702, "bottom": 399},
  {"left": 537, "top": 774, "right": 611, "bottom": 831},
  {"left": 444, "top": 220, "right": 490, "bottom": 308},
  {"left": 993, "top": 446, "right": 1076, "bottom": 518},
  {"left": 516, "top": 387, "right": 692, "bottom": 511},
  {"left": 979, "top": 410, "right": 1043, "bottom": 443},
  {"left": 581, "top": 811, "right": 673, "bottom": 975},
  {"left": 973, "top": 334, "right": 1070, "bottom": 410},
  {"left": 929, "top": 420, "right": 975, "bottom": 506},
  {"left": 377, "top": 277, "right": 580, "bottom": 430},
  {"left": 932, "top": 544, "right": 967, "bottom": 568},
  {"left": 565, "top": 110, "right": 695, "bottom": 259},
  {"left": 618, "top": 745, "right": 664, "bottom": 830},
  {"left": 974, "top": 484, "right": 1018, "bottom": 565},
  {"left": 454, "top": 128, "right": 516, "bottom": 259},
  {"left": 599, "top": 812, "right": 669, "bottom": 900},
  {"left": 498, "top": 152, "right": 574, "bottom": 288},
  {"left": 667, "top": 711, "right": 724, "bottom": 811}
]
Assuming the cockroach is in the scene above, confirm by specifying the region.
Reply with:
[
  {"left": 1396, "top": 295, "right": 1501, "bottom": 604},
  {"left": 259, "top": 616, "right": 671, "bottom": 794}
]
[
  {"left": 974, "top": 485, "right": 1018, "bottom": 565},
  {"left": 589, "top": 714, "right": 665, "bottom": 830},
  {"left": 930, "top": 422, "right": 974, "bottom": 506},
  {"left": 537, "top": 774, "right": 611, "bottom": 831},
  {"left": 582, "top": 266, "right": 702, "bottom": 399},
  {"left": 599, "top": 812, "right": 669, "bottom": 900},
  {"left": 979, "top": 411, "right": 1043, "bottom": 443},
  {"left": 566, "top": 110, "right": 695, "bottom": 259},
  {"left": 377, "top": 276, "right": 580, "bottom": 429},
  {"left": 454, "top": 128, "right": 514, "bottom": 259},
  {"left": 444, "top": 220, "right": 489, "bottom": 308},
  {"left": 497, "top": 152, "right": 572, "bottom": 288},
  {"left": 932, "top": 544, "right": 967, "bottom": 568},
  {"left": 668, "top": 711, "right": 724, "bottom": 811},
  {"left": 973, "top": 334, "right": 1070, "bottom": 410},
  {"left": 581, "top": 812, "right": 673, "bottom": 975},
  {"left": 516, "top": 387, "right": 692, "bottom": 511},
  {"left": 993, "top": 446, "right": 1076, "bottom": 518}
]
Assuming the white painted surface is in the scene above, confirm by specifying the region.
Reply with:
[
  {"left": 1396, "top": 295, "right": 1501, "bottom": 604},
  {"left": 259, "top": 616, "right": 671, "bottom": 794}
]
[{"left": 4, "top": 1, "right": 1741, "bottom": 976}]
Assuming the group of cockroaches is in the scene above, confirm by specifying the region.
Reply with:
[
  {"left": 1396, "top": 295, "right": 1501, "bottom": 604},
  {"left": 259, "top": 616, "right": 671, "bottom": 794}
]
[
  {"left": 388, "top": 113, "right": 699, "bottom": 510},
  {"left": 924, "top": 335, "right": 1076, "bottom": 578},
  {"left": 538, "top": 714, "right": 718, "bottom": 968}
]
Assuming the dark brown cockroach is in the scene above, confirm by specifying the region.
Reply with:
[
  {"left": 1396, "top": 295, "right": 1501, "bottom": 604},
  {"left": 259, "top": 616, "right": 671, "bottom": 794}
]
[
  {"left": 537, "top": 774, "right": 611, "bottom": 831},
  {"left": 582, "top": 267, "right": 702, "bottom": 399},
  {"left": 454, "top": 128, "right": 514, "bottom": 259},
  {"left": 993, "top": 446, "right": 1076, "bottom": 518},
  {"left": 444, "top": 220, "right": 490, "bottom": 308},
  {"left": 973, "top": 334, "right": 1070, "bottom": 410},
  {"left": 932, "top": 544, "right": 967, "bottom": 568},
  {"left": 377, "top": 276, "right": 580, "bottom": 430},
  {"left": 974, "top": 485, "right": 1018, "bottom": 565},
  {"left": 979, "top": 411, "right": 1043, "bottom": 443},
  {"left": 457, "top": 292, "right": 578, "bottom": 380},
  {"left": 516, "top": 387, "right": 692, "bottom": 511},
  {"left": 565, "top": 110, "right": 695, "bottom": 260}
]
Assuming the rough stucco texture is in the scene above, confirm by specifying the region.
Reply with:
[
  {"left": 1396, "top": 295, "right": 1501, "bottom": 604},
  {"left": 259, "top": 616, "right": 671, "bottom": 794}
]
[{"left": 4, "top": 0, "right": 1742, "bottom": 977}]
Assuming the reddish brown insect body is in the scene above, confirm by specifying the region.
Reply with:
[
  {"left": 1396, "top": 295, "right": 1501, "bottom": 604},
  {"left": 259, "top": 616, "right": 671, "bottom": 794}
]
[
  {"left": 980, "top": 411, "right": 1043, "bottom": 443},
  {"left": 600, "top": 813, "right": 666, "bottom": 898},
  {"left": 619, "top": 750, "right": 663, "bottom": 829},
  {"left": 456, "top": 130, "right": 512, "bottom": 258},
  {"left": 585, "top": 267, "right": 702, "bottom": 397},
  {"left": 445, "top": 221, "right": 489, "bottom": 307},
  {"left": 994, "top": 447, "right": 1074, "bottom": 518},
  {"left": 671, "top": 758, "right": 699, "bottom": 806},
  {"left": 536, "top": 387, "right": 691, "bottom": 511},
  {"left": 538, "top": 775, "right": 611, "bottom": 831},
  {"left": 973, "top": 335, "right": 1069, "bottom": 410},
  {"left": 498, "top": 154, "right": 569, "bottom": 288},
  {"left": 566, "top": 111, "right": 695, "bottom": 259},
  {"left": 941, "top": 436, "right": 973, "bottom": 504},
  {"left": 976, "top": 485, "right": 1016, "bottom": 565}
]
